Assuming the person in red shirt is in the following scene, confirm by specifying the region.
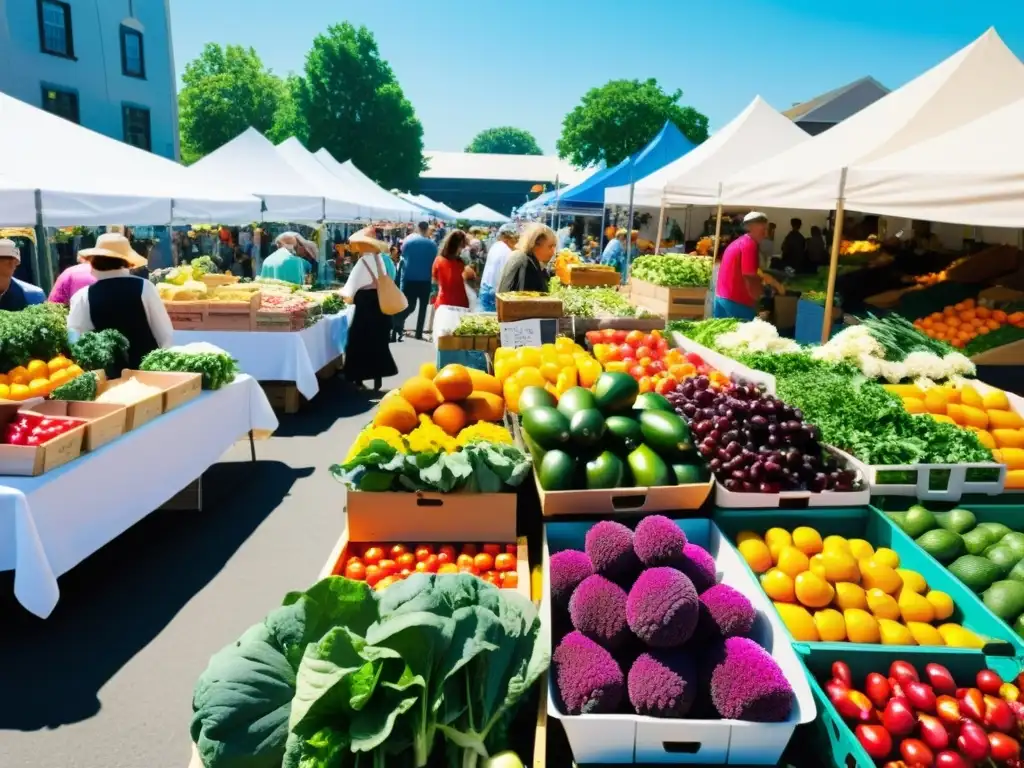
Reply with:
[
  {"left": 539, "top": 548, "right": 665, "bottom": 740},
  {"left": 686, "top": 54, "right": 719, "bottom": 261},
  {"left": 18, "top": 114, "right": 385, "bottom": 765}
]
[
  {"left": 431, "top": 229, "right": 470, "bottom": 309},
  {"left": 713, "top": 211, "right": 767, "bottom": 319}
]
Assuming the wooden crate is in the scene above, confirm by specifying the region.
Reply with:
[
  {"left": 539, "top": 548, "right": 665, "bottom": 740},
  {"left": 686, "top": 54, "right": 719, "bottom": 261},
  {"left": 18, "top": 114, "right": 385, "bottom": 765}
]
[
  {"left": 496, "top": 294, "right": 563, "bottom": 322},
  {"left": 628, "top": 277, "right": 707, "bottom": 320},
  {"left": 204, "top": 293, "right": 260, "bottom": 331},
  {"left": 165, "top": 301, "right": 208, "bottom": 331},
  {"left": 254, "top": 310, "right": 307, "bottom": 332},
  {"left": 25, "top": 401, "right": 127, "bottom": 452},
  {"left": 114, "top": 370, "right": 202, "bottom": 413},
  {"left": 566, "top": 268, "right": 621, "bottom": 287},
  {"left": 436, "top": 334, "right": 499, "bottom": 353},
  {"left": 262, "top": 382, "right": 301, "bottom": 414},
  {"left": 0, "top": 403, "right": 88, "bottom": 476},
  {"left": 100, "top": 374, "right": 164, "bottom": 431},
  {"left": 971, "top": 338, "right": 1024, "bottom": 366}
]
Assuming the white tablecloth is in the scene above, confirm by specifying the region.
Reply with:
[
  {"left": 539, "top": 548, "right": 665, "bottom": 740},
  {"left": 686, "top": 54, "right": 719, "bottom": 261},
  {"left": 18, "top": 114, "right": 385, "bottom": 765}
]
[
  {"left": 0, "top": 374, "right": 278, "bottom": 618},
  {"left": 173, "top": 311, "right": 351, "bottom": 399}
]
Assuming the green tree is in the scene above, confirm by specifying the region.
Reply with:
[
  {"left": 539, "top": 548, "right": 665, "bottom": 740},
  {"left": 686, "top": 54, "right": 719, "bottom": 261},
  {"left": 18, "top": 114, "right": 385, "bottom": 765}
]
[
  {"left": 298, "top": 23, "right": 425, "bottom": 190},
  {"left": 556, "top": 78, "right": 709, "bottom": 167},
  {"left": 178, "top": 43, "right": 298, "bottom": 164},
  {"left": 466, "top": 126, "right": 542, "bottom": 155}
]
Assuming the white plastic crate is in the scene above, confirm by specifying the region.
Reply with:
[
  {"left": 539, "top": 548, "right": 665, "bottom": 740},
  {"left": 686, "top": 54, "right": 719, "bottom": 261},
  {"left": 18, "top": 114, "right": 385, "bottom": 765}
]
[
  {"left": 670, "top": 332, "right": 776, "bottom": 394},
  {"left": 830, "top": 445, "right": 1006, "bottom": 502},
  {"left": 543, "top": 517, "right": 816, "bottom": 765}
]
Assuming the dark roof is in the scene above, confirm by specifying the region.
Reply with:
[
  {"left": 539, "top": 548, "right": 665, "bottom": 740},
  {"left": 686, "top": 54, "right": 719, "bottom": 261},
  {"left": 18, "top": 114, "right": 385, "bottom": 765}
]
[{"left": 784, "top": 77, "right": 890, "bottom": 126}]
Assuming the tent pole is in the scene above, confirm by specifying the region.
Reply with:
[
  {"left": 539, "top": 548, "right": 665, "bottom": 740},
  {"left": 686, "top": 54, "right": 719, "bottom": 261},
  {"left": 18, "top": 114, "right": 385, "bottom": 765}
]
[
  {"left": 598, "top": 206, "right": 608, "bottom": 253},
  {"left": 624, "top": 162, "right": 636, "bottom": 281},
  {"left": 822, "top": 168, "right": 848, "bottom": 344},
  {"left": 33, "top": 189, "right": 55, "bottom": 291},
  {"left": 654, "top": 197, "right": 666, "bottom": 254},
  {"left": 711, "top": 184, "right": 724, "bottom": 262}
]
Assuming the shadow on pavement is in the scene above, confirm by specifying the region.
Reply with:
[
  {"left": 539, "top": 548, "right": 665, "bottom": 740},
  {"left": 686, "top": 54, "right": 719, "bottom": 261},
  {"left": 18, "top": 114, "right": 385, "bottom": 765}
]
[
  {"left": 271, "top": 374, "right": 377, "bottom": 438},
  {"left": 0, "top": 459, "right": 311, "bottom": 731}
]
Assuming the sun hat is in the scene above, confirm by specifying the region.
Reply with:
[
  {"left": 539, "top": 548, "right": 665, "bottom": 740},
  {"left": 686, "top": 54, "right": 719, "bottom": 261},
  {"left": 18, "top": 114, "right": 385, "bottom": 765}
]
[
  {"left": 348, "top": 226, "right": 390, "bottom": 253},
  {"left": 0, "top": 238, "right": 20, "bottom": 261},
  {"left": 743, "top": 211, "right": 769, "bottom": 224},
  {"left": 497, "top": 223, "right": 518, "bottom": 237},
  {"left": 78, "top": 233, "right": 147, "bottom": 268}
]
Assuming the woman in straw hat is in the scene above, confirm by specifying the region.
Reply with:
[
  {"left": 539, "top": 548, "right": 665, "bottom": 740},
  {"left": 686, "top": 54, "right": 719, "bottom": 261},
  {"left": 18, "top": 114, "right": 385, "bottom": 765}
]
[
  {"left": 67, "top": 233, "right": 174, "bottom": 369},
  {"left": 341, "top": 227, "right": 398, "bottom": 392}
]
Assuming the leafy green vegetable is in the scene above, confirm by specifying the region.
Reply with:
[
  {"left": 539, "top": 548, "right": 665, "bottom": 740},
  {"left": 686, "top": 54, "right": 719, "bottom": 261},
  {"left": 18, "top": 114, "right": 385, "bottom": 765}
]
[
  {"left": 320, "top": 294, "right": 344, "bottom": 315},
  {"left": 965, "top": 323, "right": 1024, "bottom": 357},
  {"left": 630, "top": 254, "right": 712, "bottom": 288},
  {"left": 191, "top": 255, "right": 219, "bottom": 276},
  {"left": 859, "top": 313, "right": 954, "bottom": 360},
  {"left": 453, "top": 315, "right": 500, "bottom": 337},
  {"left": 69, "top": 329, "right": 130, "bottom": 375},
  {"left": 0, "top": 303, "right": 69, "bottom": 372},
  {"left": 548, "top": 280, "right": 646, "bottom": 318},
  {"left": 667, "top": 317, "right": 738, "bottom": 348},
  {"left": 140, "top": 349, "right": 238, "bottom": 389},
  {"left": 51, "top": 371, "right": 98, "bottom": 401}
]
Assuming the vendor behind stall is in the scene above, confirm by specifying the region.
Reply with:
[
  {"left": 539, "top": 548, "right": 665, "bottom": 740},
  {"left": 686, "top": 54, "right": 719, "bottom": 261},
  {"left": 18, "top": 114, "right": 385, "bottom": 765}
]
[
  {"left": 713, "top": 212, "right": 767, "bottom": 320},
  {"left": 498, "top": 222, "right": 557, "bottom": 294},
  {"left": 68, "top": 233, "right": 174, "bottom": 368},
  {"left": 260, "top": 232, "right": 316, "bottom": 285},
  {"left": 0, "top": 239, "right": 45, "bottom": 311}
]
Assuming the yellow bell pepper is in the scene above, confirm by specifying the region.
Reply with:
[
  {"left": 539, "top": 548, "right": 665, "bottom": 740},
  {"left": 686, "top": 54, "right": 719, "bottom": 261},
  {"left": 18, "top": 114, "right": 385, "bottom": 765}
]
[
  {"left": 554, "top": 336, "right": 575, "bottom": 354},
  {"left": 577, "top": 356, "right": 602, "bottom": 388},
  {"left": 603, "top": 361, "right": 628, "bottom": 374},
  {"left": 556, "top": 366, "right": 578, "bottom": 396}
]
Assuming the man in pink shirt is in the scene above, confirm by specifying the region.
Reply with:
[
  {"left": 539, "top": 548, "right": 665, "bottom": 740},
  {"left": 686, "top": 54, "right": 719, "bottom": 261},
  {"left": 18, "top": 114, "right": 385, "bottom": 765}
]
[
  {"left": 713, "top": 211, "right": 766, "bottom": 319},
  {"left": 48, "top": 260, "right": 97, "bottom": 306}
]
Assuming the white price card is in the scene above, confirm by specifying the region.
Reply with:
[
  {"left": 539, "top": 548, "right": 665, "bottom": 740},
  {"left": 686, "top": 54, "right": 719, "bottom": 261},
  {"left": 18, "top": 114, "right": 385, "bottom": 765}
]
[{"left": 499, "top": 319, "right": 543, "bottom": 349}]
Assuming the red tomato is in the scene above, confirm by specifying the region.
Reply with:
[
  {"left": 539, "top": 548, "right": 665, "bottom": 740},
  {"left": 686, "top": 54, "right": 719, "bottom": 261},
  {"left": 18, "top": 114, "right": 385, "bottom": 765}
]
[
  {"left": 399, "top": 568, "right": 412, "bottom": 578},
  {"left": 456, "top": 554, "right": 475, "bottom": 569},
  {"left": 494, "top": 553, "right": 516, "bottom": 572},
  {"left": 396, "top": 552, "right": 416, "bottom": 570},
  {"left": 378, "top": 559, "right": 397, "bottom": 576},
  {"left": 482, "top": 544, "right": 501, "bottom": 557},
  {"left": 458, "top": 565, "right": 479, "bottom": 576},
  {"left": 439, "top": 545, "right": 456, "bottom": 561},
  {"left": 474, "top": 553, "right": 494, "bottom": 572},
  {"left": 655, "top": 377, "right": 678, "bottom": 395},
  {"left": 461, "top": 543, "right": 478, "bottom": 556},
  {"left": 635, "top": 345, "right": 653, "bottom": 360},
  {"left": 363, "top": 547, "right": 384, "bottom": 565},
  {"left": 505, "top": 544, "right": 517, "bottom": 554},
  {"left": 625, "top": 330, "right": 645, "bottom": 347},
  {"left": 647, "top": 360, "right": 665, "bottom": 374},
  {"left": 655, "top": 338, "right": 669, "bottom": 353},
  {"left": 617, "top": 343, "right": 634, "bottom": 360},
  {"left": 642, "top": 334, "right": 658, "bottom": 349},
  {"left": 423, "top": 554, "right": 439, "bottom": 572},
  {"left": 612, "top": 330, "right": 628, "bottom": 343},
  {"left": 414, "top": 545, "right": 433, "bottom": 561},
  {"left": 344, "top": 562, "right": 367, "bottom": 581},
  {"left": 587, "top": 330, "right": 603, "bottom": 344},
  {"left": 684, "top": 352, "right": 705, "bottom": 366},
  {"left": 601, "top": 328, "right": 618, "bottom": 341},
  {"left": 389, "top": 544, "right": 408, "bottom": 558},
  {"left": 503, "top": 571, "right": 519, "bottom": 589},
  {"left": 345, "top": 555, "right": 362, "bottom": 567},
  {"left": 415, "top": 561, "right": 430, "bottom": 573},
  {"left": 437, "top": 563, "right": 459, "bottom": 574},
  {"left": 437, "top": 551, "right": 452, "bottom": 565},
  {"left": 482, "top": 571, "right": 501, "bottom": 586},
  {"left": 364, "top": 564, "right": 382, "bottom": 587},
  {"left": 629, "top": 365, "right": 646, "bottom": 380}
]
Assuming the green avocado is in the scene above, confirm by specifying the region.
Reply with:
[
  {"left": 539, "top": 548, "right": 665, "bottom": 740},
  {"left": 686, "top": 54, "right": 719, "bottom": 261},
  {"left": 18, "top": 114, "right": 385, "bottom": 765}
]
[
  {"left": 915, "top": 528, "right": 964, "bottom": 564},
  {"left": 983, "top": 580, "right": 1024, "bottom": 622},
  {"left": 592, "top": 372, "right": 639, "bottom": 414},
  {"left": 671, "top": 463, "right": 708, "bottom": 485},
  {"left": 633, "top": 392, "right": 674, "bottom": 413},
  {"left": 585, "top": 450, "right": 625, "bottom": 490},
  {"left": 977, "top": 522, "right": 1013, "bottom": 540},
  {"left": 1001, "top": 532, "right": 1024, "bottom": 559},
  {"left": 603, "top": 415, "right": 643, "bottom": 455},
  {"left": 933, "top": 507, "right": 977, "bottom": 534},
  {"left": 569, "top": 408, "right": 606, "bottom": 449},
  {"left": 1008, "top": 559, "right": 1024, "bottom": 584},
  {"left": 900, "top": 504, "right": 938, "bottom": 538},
  {"left": 963, "top": 526, "right": 1000, "bottom": 556},
  {"left": 627, "top": 444, "right": 672, "bottom": 487},
  {"left": 638, "top": 410, "right": 693, "bottom": 458},
  {"left": 985, "top": 545, "right": 1022, "bottom": 577},
  {"left": 557, "top": 387, "right": 598, "bottom": 419},
  {"left": 521, "top": 407, "right": 570, "bottom": 451},
  {"left": 518, "top": 386, "right": 556, "bottom": 412},
  {"left": 537, "top": 450, "right": 575, "bottom": 491},
  {"left": 949, "top": 555, "right": 1002, "bottom": 593}
]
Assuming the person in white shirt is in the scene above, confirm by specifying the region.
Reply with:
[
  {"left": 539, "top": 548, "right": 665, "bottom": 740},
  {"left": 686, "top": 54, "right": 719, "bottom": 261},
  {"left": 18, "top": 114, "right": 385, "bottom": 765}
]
[
  {"left": 68, "top": 233, "right": 174, "bottom": 369},
  {"left": 341, "top": 227, "right": 399, "bottom": 391},
  {"left": 478, "top": 224, "right": 518, "bottom": 312}
]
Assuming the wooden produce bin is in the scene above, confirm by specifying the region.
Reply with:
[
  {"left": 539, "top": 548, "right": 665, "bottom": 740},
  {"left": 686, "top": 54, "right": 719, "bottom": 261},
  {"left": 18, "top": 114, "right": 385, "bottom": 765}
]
[
  {"left": 346, "top": 487, "right": 517, "bottom": 543},
  {"left": 253, "top": 310, "right": 307, "bottom": 332},
  {"left": 204, "top": 293, "right": 261, "bottom": 331},
  {"left": 114, "top": 370, "right": 202, "bottom": 413},
  {"left": 533, "top": 473, "right": 713, "bottom": 517},
  {"left": 165, "top": 301, "right": 207, "bottom": 331},
  {"left": 0, "top": 403, "right": 87, "bottom": 476},
  {"left": 25, "top": 401, "right": 127, "bottom": 452},
  {"left": 565, "top": 267, "right": 620, "bottom": 287},
  {"left": 497, "top": 294, "right": 563, "bottom": 322},
  {"left": 436, "top": 334, "right": 500, "bottom": 354},
  {"left": 99, "top": 374, "right": 164, "bottom": 431},
  {"left": 628, "top": 277, "right": 707, "bottom": 320}
]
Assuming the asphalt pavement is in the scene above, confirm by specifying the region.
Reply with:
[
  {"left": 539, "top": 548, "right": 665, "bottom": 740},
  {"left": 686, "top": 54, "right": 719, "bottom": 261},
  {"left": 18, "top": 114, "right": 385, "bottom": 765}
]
[{"left": 0, "top": 329, "right": 433, "bottom": 768}]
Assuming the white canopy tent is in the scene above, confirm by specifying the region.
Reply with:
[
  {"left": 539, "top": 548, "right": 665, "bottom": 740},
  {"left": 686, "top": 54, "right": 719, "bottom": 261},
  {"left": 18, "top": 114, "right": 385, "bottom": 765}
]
[
  {"left": 459, "top": 203, "right": 510, "bottom": 224},
  {"left": 843, "top": 95, "right": 1024, "bottom": 228},
  {"left": 721, "top": 29, "right": 1024, "bottom": 210},
  {"left": 401, "top": 192, "right": 458, "bottom": 222},
  {"left": 604, "top": 97, "right": 810, "bottom": 209},
  {"left": 313, "top": 150, "right": 422, "bottom": 221},
  {"left": 0, "top": 92, "right": 261, "bottom": 226},
  {"left": 188, "top": 128, "right": 325, "bottom": 223},
  {"left": 273, "top": 138, "right": 374, "bottom": 221}
]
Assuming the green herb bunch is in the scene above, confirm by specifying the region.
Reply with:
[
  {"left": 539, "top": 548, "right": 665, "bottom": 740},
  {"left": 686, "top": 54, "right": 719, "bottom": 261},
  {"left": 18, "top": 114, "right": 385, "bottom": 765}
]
[
  {"left": 630, "top": 254, "right": 712, "bottom": 287},
  {"left": 453, "top": 314, "right": 500, "bottom": 336},
  {"left": 51, "top": 371, "right": 99, "bottom": 402},
  {"left": 319, "top": 294, "right": 344, "bottom": 315},
  {"left": 69, "top": 329, "right": 130, "bottom": 375},
  {"left": 0, "top": 303, "right": 69, "bottom": 372},
  {"left": 549, "top": 280, "right": 639, "bottom": 318},
  {"left": 140, "top": 349, "right": 238, "bottom": 390}
]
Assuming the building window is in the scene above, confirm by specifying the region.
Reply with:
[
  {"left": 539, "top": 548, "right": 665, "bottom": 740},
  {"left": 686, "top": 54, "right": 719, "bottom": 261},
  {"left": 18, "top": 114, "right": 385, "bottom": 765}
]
[
  {"left": 37, "top": 0, "right": 74, "bottom": 58},
  {"left": 123, "top": 105, "right": 151, "bottom": 151},
  {"left": 41, "top": 87, "right": 79, "bottom": 124},
  {"left": 120, "top": 26, "right": 145, "bottom": 78}
]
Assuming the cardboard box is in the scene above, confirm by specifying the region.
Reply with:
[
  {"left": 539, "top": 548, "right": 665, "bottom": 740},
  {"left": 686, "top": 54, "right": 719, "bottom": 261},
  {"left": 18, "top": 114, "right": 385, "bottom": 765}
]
[
  {"left": 628, "top": 277, "right": 707, "bottom": 320},
  {"left": 0, "top": 404, "right": 87, "bottom": 476},
  {"left": 346, "top": 488, "right": 517, "bottom": 543},
  {"left": 497, "top": 294, "right": 563, "bottom": 322},
  {"left": 115, "top": 369, "right": 202, "bottom": 413},
  {"left": 24, "top": 401, "right": 127, "bottom": 452},
  {"left": 99, "top": 374, "right": 165, "bottom": 431}
]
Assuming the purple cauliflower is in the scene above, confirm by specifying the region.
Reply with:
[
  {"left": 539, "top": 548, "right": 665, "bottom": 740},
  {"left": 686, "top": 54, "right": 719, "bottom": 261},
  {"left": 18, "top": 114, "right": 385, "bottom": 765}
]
[
  {"left": 626, "top": 567, "right": 699, "bottom": 648},
  {"left": 553, "top": 631, "right": 624, "bottom": 715},
  {"left": 585, "top": 520, "right": 640, "bottom": 583},
  {"left": 698, "top": 583, "right": 756, "bottom": 640},
  {"left": 550, "top": 549, "right": 594, "bottom": 609},
  {"left": 628, "top": 651, "right": 698, "bottom": 717},
  {"left": 569, "top": 574, "right": 630, "bottom": 650},
  {"left": 707, "top": 637, "right": 794, "bottom": 722},
  {"left": 679, "top": 542, "right": 717, "bottom": 593},
  {"left": 632, "top": 515, "right": 688, "bottom": 568}
]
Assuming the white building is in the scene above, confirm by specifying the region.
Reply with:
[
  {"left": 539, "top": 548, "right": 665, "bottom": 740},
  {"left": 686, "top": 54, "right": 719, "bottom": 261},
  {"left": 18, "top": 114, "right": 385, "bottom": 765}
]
[{"left": 0, "top": 0, "right": 179, "bottom": 160}]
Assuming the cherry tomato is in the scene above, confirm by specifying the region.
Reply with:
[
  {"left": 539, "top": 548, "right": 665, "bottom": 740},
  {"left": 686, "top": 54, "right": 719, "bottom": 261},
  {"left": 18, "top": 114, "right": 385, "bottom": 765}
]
[
  {"left": 456, "top": 554, "right": 475, "bottom": 569},
  {"left": 344, "top": 562, "right": 367, "bottom": 581},
  {"left": 503, "top": 571, "right": 519, "bottom": 589},
  {"left": 629, "top": 365, "right": 646, "bottom": 380},
  {"left": 612, "top": 329, "right": 628, "bottom": 343},
  {"left": 389, "top": 544, "right": 408, "bottom": 558},
  {"left": 437, "top": 551, "right": 452, "bottom": 565},
  {"left": 461, "top": 543, "right": 478, "bottom": 556},
  {"left": 617, "top": 343, "right": 634, "bottom": 360},
  {"left": 635, "top": 345, "right": 653, "bottom": 360},
  {"left": 25, "top": 435, "right": 41, "bottom": 446},
  {"left": 438, "top": 545, "right": 457, "bottom": 562},
  {"left": 345, "top": 555, "right": 362, "bottom": 567},
  {"left": 363, "top": 547, "right": 384, "bottom": 565},
  {"left": 494, "top": 553, "right": 516, "bottom": 571},
  {"left": 396, "top": 552, "right": 416, "bottom": 570},
  {"left": 482, "top": 571, "right": 501, "bottom": 586},
  {"left": 377, "top": 558, "right": 397, "bottom": 576},
  {"left": 399, "top": 568, "right": 412, "bottom": 578},
  {"left": 655, "top": 377, "right": 678, "bottom": 395},
  {"left": 423, "top": 554, "right": 439, "bottom": 573},
  {"left": 505, "top": 544, "right": 517, "bottom": 555},
  {"left": 625, "top": 330, "right": 645, "bottom": 347},
  {"left": 647, "top": 360, "right": 665, "bottom": 374},
  {"left": 482, "top": 544, "right": 501, "bottom": 557},
  {"left": 415, "top": 561, "right": 430, "bottom": 573},
  {"left": 474, "top": 553, "right": 494, "bottom": 572},
  {"left": 364, "top": 564, "right": 382, "bottom": 587},
  {"left": 437, "top": 563, "right": 459, "bottom": 574},
  {"left": 414, "top": 545, "right": 433, "bottom": 562}
]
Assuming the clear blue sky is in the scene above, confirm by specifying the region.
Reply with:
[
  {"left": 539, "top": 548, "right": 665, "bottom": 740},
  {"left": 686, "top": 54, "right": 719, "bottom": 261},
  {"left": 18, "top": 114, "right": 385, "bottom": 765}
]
[{"left": 168, "top": 0, "right": 1023, "bottom": 154}]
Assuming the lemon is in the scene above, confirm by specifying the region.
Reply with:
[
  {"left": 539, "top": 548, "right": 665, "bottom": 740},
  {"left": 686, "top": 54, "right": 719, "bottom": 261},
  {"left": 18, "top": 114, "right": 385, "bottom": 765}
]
[
  {"left": 822, "top": 535, "right": 851, "bottom": 554},
  {"left": 878, "top": 619, "right": 916, "bottom": 645},
  {"left": 776, "top": 546, "right": 810, "bottom": 579},
  {"left": 813, "top": 609, "right": 847, "bottom": 641},
  {"left": 906, "top": 622, "right": 945, "bottom": 646},
  {"left": 938, "top": 624, "right": 984, "bottom": 649},
  {"left": 775, "top": 602, "right": 819, "bottom": 641},
  {"left": 860, "top": 559, "right": 903, "bottom": 594},
  {"left": 844, "top": 609, "right": 880, "bottom": 643},
  {"left": 872, "top": 547, "right": 900, "bottom": 569},
  {"left": 866, "top": 588, "right": 901, "bottom": 620},
  {"left": 761, "top": 568, "right": 796, "bottom": 603},
  {"left": 764, "top": 528, "right": 793, "bottom": 563},
  {"left": 792, "top": 526, "right": 824, "bottom": 556},
  {"left": 0, "top": 383, "right": 8, "bottom": 400},
  {"left": 848, "top": 539, "right": 875, "bottom": 561},
  {"left": 983, "top": 389, "right": 1010, "bottom": 410},
  {"left": 896, "top": 569, "right": 927, "bottom": 594},
  {"left": 735, "top": 530, "right": 763, "bottom": 545},
  {"left": 834, "top": 582, "right": 868, "bottom": 611},
  {"left": 738, "top": 539, "right": 773, "bottom": 574},
  {"left": 822, "top": 549, "right": 860, "bottom": 583},
  {"left": 925, "top": 590, "right": 954, "bottom": 620},
  {"left": 960, "top": 384, "right": 983, "bottom": 408},
  {"left": 26, "top": 359, "right": 48, "bottom": 379},
  {"left": 898, "top": 589, "right": 935, "bottom": 623},
  {"left": 795, "top": 571, "right": 835, "bottom": 609}
]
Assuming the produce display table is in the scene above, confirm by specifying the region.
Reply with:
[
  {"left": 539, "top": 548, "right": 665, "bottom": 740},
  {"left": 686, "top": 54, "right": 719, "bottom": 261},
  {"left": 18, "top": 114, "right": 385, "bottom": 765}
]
[
  {"left": 173, "top": 311, "right": 351, "bottom": 400},
  {"left": 0, "top": 374, "right": 278, "bottom": 619}
]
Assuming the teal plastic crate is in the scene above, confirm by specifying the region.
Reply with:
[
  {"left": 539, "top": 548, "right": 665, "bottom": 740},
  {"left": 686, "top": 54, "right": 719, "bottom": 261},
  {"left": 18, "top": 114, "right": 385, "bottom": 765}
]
[
  {"left": 713, "top": 507, "right": 1022, "bottom": 655},
  {"left": 797, "top": 645, "right": 1023, "bottom": 768},
  {"left": 873, "top": 499, "right": 1024, "bottom": 653}
]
